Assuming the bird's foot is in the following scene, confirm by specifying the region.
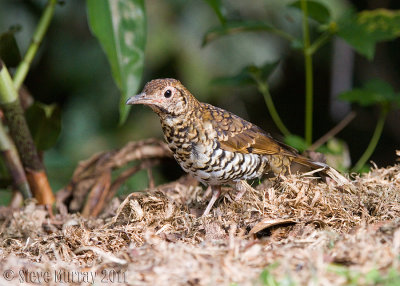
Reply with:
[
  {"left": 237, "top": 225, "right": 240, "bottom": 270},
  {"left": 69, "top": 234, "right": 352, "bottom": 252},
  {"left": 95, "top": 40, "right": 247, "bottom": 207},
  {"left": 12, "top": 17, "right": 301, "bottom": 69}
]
[
  {"left": 202, "top": 185, "right": 221, "bottom": 216},
  {"left": 234, "top": 180, "right": 255, "bottom": 201}
]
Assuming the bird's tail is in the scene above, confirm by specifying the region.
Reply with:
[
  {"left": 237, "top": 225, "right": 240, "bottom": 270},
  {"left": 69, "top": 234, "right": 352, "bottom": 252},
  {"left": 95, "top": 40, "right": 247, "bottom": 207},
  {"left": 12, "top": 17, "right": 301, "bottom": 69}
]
[{"left": 291, "top": 155, "right": 351, "bottom": 187}]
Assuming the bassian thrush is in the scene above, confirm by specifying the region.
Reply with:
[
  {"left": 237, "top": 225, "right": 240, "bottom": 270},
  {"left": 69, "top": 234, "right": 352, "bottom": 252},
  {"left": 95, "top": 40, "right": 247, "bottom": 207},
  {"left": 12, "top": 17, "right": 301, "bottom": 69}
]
[{"left": 127, "top": 78, "right": 348, "bottom": 216}]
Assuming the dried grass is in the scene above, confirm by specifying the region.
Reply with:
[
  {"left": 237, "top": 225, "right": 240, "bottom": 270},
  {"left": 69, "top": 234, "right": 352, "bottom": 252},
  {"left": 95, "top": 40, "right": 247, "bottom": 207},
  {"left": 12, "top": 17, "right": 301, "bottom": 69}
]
[{"left": 1, "top": 164, "right": 400, "bottom": 285}]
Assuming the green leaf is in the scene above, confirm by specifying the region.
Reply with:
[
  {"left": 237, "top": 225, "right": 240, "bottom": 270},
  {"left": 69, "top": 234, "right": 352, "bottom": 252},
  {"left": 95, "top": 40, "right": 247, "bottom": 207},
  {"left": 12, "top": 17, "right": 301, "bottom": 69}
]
[
  {"left": 26, "top": 103, "right": 61, "bottom": 151},
  {"left": 0, "top": 26, "right": 21, "bottom": 68},
  {"left": 284, "top": 134, "right": 308, "bottom": 152},
  {"left": 87, "top": 0, "right": 146, "bottom": 124},
  {"left": 212, "top": 61, "right": 279, "bottom": 86},
  {"left": 212, "top": 69, "right": 254, "bottom": 86},
  {"left": 204, "top": 0, "right": 226, "bottom": 25},
  {"left": 339, "top": 89, "right": 378, "bottom": 106},
  {"left": 259, "top": 262, "right": 280, "bottom": 286},
  {"left": 337, "top": 9, "right": 400, "bottom": 60},
  {"left": 289, "top": 0, "right": 331, "bottom": 24},
  {"left": 255, "top": 61, "right": 280, "bottom": 81},
  {"left": 339, "top": 79, "right": 400, "bottom": 108},
  {"left": 203, "top": 21, "right": 276, "bottom": 46},
  {"left": 318, "top": 138, "right": 351, "bottom": 172}
]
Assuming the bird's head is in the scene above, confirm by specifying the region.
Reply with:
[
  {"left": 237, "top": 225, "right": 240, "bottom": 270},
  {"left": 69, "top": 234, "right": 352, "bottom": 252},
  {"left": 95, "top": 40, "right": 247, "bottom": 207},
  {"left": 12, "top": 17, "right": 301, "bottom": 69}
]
[{"left": 126, "top": 78, "right": 197, "bottom": 117}]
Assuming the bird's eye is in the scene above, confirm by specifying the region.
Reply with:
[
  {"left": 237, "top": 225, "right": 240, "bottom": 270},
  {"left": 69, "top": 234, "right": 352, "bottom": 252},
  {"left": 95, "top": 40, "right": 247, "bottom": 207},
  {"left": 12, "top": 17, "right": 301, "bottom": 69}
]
[{"left": 164, "top": 90, "right": 172, "bottom": 98}]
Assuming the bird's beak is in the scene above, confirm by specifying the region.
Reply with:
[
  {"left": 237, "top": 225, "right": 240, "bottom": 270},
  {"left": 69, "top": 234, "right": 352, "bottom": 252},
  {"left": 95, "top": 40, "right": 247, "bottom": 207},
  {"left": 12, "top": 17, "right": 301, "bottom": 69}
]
[
  {"left": 126, "top": 92, "right": 146, "bottom": 105},
  {"left": 126, "top": 92, "right": 161, "bottom": 106}
]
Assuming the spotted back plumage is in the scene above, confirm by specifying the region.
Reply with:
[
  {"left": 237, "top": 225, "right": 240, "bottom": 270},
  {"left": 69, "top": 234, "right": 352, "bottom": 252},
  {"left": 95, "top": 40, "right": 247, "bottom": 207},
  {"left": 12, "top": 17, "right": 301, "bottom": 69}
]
[
  {"left": 127, "top": 78, "right": 350, "bottom": 215},
  {"left": 128, "top": 78, "right": 325, "bottom": 185}
]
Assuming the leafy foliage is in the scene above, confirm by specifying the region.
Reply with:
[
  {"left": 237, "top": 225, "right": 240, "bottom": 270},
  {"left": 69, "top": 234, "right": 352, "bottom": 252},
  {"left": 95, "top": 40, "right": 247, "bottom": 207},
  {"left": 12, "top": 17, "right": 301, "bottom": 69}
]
[
  {"left": 87, "top": 0, "right": 147, "bottom": 124},
  {"left": 203, "top": 0, "right": 226, "bottom": 25},
  {"left": 26, "top": 103, "right": 61, "bottom": 151},
  {"left": 289, "top": 0, "right": 331, "bottom": 24},
  {"left": 340, "top": 79, "right": 400, "bottom": 172},
  {"left": 0, "top": 26, "right": 21, "bottom": 68},
  {"left": 329, "top": 264, "right": 400, "bottom": 285},
  {"left": 337, "top": 9, "right": 400, "bottom": 60},
  {"left": 212, "top": 61, "right": 280, "bottom": 86},
  {"left": 340, "top": 79, "right": 400, "bottom": 108},
  {"left": 203, "top": 0, "right": 400, "bottom": 171},
  {"left": 202, "top": 21, "right": 279, "bottom": 46}
]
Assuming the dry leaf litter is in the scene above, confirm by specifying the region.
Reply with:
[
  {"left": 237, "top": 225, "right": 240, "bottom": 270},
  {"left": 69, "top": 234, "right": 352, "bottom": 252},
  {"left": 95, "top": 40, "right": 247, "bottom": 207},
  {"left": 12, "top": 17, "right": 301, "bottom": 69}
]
[{"left": 0, "top": 163, "right": 400, "bottom": 285}]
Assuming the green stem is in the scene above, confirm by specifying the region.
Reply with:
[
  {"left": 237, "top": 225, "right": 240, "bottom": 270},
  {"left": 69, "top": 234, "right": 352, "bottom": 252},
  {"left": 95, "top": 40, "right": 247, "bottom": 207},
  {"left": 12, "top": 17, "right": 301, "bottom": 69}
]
[
  {"left": 13, "top": 0, "right": 57, "bottom": 90},
  {"left": 307, "top": 31, "right": 332, "bottom": 56},
  {"left": 352, "top": 109, "right": 387, "bottom": 172},
  {"left": 0, "top": 62, "right": 32, "bottom": 198},
  {"left": 255, "top": 78, "right": 291, "bottom": 136},
  {"left": 0, "top": 61, "right": 18, "bottom": 103},
  {"left": 301, "top": 0, "right": 314, "bottom": 145},
  {"left": 0, "top": 61, "right": 44, "bottom": 171},
  {"left": 269, "top": 28, "right": 297, "bottom": 43}
]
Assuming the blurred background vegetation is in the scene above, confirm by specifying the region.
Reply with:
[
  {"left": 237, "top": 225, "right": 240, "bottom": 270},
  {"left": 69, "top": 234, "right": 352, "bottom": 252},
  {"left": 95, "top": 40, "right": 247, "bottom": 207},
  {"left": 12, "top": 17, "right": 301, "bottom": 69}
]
[{"left": 0, "top": 0, "right": 399, "bottom": 202}]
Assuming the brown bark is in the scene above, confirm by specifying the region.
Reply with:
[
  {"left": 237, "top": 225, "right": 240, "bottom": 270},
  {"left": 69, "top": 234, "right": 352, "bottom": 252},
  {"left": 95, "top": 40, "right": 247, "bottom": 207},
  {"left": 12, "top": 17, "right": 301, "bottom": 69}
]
[
  {"left": 1, "top": 100, "right": 54, "bottom": 205},
  {"left": 26, "top": 169, "right": 55, "bottom": 205}
]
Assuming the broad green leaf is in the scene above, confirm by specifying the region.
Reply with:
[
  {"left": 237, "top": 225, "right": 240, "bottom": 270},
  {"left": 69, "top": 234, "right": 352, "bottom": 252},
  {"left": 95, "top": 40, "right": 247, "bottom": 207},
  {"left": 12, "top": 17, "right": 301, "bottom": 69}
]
[
  {"left": 339, "top": 79, "right": 400, "bottom": 108},
  {"left": 212, "top": 69, "right": 254, "bottom": 86},
  {"left": 338, "top": 9, "right": 400, "bottom": 60},
  {"left": 284, "top": 134, "right": 308, "bottom": 152},
  {"left": 26, "top": 103, "right": 61, "bottom": 151},
  {"left": 203, "top": 21, "right": 276, "bottom": 46},
  {"left": 0, "top": 26, "right": 21, "bottom": 68},
  {"left": 212, "top": 61, "right": 279, "bottom": 86},
  {"left": 204, "top": 0, "right": 226, "bottom": 25},
  {"left": 289, "top": 0, "right": 331, "bottom": 24},
  {"left": 87, "top": 0, "right": 146, "bottom": 124},
  {"left": 339, "top": 89, "right": 378, "bottom": 106}
]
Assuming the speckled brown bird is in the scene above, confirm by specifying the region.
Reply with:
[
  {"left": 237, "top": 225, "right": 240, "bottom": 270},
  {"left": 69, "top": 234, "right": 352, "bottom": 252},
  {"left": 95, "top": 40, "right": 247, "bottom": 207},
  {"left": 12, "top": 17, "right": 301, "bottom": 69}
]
[{"left": 127, "top": 78, "right": 348, "bottom": 215}]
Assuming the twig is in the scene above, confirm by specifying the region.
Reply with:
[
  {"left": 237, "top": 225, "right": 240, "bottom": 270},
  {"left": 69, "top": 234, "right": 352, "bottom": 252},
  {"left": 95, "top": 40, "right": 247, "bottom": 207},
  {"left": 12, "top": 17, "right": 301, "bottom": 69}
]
[
  {"left": 147, "top": 167, "right": 155, "bottom": 188},
  {"left": 62, "top": 139, "right": 172, "bottom": 214},
  {"left": 82, "top": 171, "right": 111, "bottom": 217},
  {"left": 107, "top": 159, "right": 160, "bottom": 202},
  {"left": 308, "top": 111, "right": 356, "bottom": 151}
]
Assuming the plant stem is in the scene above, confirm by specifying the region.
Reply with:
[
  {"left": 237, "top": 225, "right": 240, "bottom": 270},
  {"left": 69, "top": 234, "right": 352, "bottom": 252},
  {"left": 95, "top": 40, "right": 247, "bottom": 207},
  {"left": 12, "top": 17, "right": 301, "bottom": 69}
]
[
  {"left": 301, "top": 0, "right": 314, "bottom": 145},
  {"left": 0, "top": 61, "right": 54, "bottom": 205},
  {"left": 0, "top": 62, "right": 32, "bottom": 198},
  {"left": 0, "top": 61, "right": 18, "bottom": 102},
  {"left": 309, "top": 111, "right": 356, "bottom": 151},
  {"left": 255, "top": 78, "right": 291, "bottom": 136},
  {"left": 269, "top": 28, "right": 297, "bottom": 43},
  {"left": 0, "top": 62, "right": 40, "bottom": 169},
  {"left": 307, "top": 31, "right": 332, "bottom": 56},
  {"left": 13, "top": 0, "right": 57, "bottom": 90},
  {"left": 352, "top": 108, "right": 387, "bottom": 172},
  {"left": 0, "top": 122, "right": 32, "bottom": 199}
]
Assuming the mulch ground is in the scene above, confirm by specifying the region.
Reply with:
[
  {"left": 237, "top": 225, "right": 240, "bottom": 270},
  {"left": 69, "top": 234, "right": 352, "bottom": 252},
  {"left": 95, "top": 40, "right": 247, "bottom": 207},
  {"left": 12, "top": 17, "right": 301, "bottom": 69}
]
[{"left": 1, "top": 162, "right": 399, "bottom": 285}]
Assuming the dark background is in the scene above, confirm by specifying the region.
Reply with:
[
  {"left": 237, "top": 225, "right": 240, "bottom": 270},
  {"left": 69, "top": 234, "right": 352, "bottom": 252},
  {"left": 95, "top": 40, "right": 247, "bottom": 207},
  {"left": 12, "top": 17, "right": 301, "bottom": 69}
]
[{"left": 0, "top": 0, "right": 399, "bottom": 193}]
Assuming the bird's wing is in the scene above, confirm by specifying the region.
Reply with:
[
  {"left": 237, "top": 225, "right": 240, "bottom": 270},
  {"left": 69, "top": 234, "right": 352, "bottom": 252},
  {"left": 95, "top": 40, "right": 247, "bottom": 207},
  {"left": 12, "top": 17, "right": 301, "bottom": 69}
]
[{"left": 201, "top": 103, "right": 297, "bottom": 156}]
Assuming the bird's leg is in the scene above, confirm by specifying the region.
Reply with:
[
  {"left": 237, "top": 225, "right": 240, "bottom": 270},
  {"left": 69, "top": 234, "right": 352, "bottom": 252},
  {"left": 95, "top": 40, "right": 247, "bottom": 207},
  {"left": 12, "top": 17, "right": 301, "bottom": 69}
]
[
  {"left": 202, "top": 185, "right": 212, "bottom": 200},
  {"left": 234, "top": 180, "right": 255, "bottom": 201},
  {"left": 202, "top": 185, "right": 221, "bottom": 216}
]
